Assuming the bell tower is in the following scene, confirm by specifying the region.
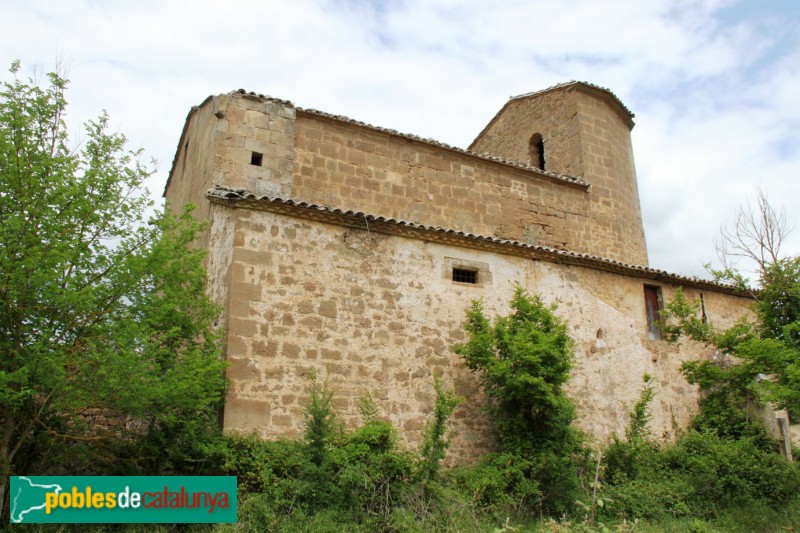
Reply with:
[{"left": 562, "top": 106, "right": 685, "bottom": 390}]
[{"left": 469, "top": 82, "right": 648, "bottom": 266}]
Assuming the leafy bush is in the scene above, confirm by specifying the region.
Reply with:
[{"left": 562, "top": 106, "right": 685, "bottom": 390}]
[
  {"left": 663, "top": 257, "right": 800, "bottom": 431},
  {"left": 455, "top": 286, "right": 578, "bottom": 454},
  {"left": 602, "top": 431, "right": 800, "bottom": 520},
  {"left": 603, "top": 372, "right": 800, "bottom": 522},
  {"left": 333, "top": 420, "right": 415, "bottom": 525},
  {"left": 453, "top": 286, "right": 588, "bottom": 515},
  {"left": 217, "top": 380, "right": 425, "bottom": 529},
  {"left": 451, "top": 448, "right": 593, "bottom": 518},
  {"left": 452, "top": 452, "right": 542, "bottom": 514}
]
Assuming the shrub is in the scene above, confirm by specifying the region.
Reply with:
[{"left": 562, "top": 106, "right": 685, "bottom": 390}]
[
  {"left": 602, "top": 431, "right": 800, "bottom": 521},
  {"left": 333, "top": 419, "right": 415, "bottom": 524},
  {"left": 304, "top": 372, "right": 341, "bottom": 466},
  {"left": 454, "top": 286, "right": 588, "bottom": 515},
  {"left": 418, "top": 375, "right": 462, "bottom": 482},
  {"left": 452, "top": 452, "right": 541, "bottom": 517},
  {"left": 455, "top": 286, "right": 578, "bottom": 455}
]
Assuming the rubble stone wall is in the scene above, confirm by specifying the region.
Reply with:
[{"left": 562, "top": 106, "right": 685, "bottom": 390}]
[{"left": 219, "top": 207, "right": 750, "bottom": 463}]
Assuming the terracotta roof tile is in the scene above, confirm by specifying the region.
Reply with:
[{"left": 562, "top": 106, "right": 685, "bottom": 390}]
[
  {"left": 469, "top": 81, "right": 635, "bottom": 151},
  {"left": 510, "top": 81, "right": 635, "bottom": 119},
  {"left": 206, "top": 185, "right": 749, "bottom": 297},
  {"left": 233, "top": 90, "right": 590, "bottom": 189}
]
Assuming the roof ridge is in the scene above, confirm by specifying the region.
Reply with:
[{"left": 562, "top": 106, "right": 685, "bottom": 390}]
[{"left": 509, "top": 80, "right": 634, "bottom": 118}]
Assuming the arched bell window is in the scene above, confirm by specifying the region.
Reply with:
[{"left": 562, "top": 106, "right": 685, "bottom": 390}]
[{"left": 529, "top": 133, "right": 545, "bottom": 170}]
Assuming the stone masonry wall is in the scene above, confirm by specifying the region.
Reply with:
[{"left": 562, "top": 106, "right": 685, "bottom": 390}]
[
  {"left": 469, "top": 86, "right": 648, "bottom": 266},
  {"left": 166, "top": 93, "right": 296, "bottom": 219},
  {"left": 218, "top": 206, "right": 751, "bottom": 464},
  {"left": 292, "top": 111, "right": 590, "bottom": 252},
  {"left": 573, "top": 91, "right": 647, "bottom": 265},
  {"left": 166, "top": 89, "right": 755, "bottom": 464},
  {"left": 469, "top": 89, "right": 583, "bottom": 178},
  {"left": 167, "top": 91, "right": 647, "bottom": 265},
  {"left": 165, "top": 98, "right": 222, "bottom": 250}
]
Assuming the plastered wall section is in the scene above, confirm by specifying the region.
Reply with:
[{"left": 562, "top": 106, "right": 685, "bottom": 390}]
[
  {"left": 292, "top": 112, "right": 591, "bottom": 254},
  {"left": 218, "top": 207, "right": 752, "bottom": 464}
]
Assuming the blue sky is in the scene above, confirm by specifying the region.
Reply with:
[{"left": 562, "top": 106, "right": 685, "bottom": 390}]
[{"left": 3, "top": 0, "right": 799, "bottom": 278}]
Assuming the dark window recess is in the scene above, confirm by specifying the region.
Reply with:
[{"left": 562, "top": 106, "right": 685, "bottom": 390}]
[
  {"left": 250, "top": 151, "right": 263, "bottom": 166},
  {"left": 644, "top": 285, "right": 663, "bottom": 340},
  {"left": 529, "top": 133, "right": 545, "bottom": 170},
  {"left": 700, "top": 293, "right": 708, "bottom": 324},
  {"left": 453, "top": 268, "right": 478, "bottom": 284}
]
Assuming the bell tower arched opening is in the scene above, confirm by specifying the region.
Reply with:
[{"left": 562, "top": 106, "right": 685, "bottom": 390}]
[{"left": 529, "top": 133, "right": 545, "bottom": 170}]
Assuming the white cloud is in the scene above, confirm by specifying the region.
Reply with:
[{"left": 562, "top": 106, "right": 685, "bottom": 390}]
[{"left": 2, "top": 0, "right": 798, "bottom": 278}]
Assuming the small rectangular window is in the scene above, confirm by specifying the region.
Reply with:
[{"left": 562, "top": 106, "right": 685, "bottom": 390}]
[
  {"left": 453, "top": 268, "right": 478, "bottom": 284},
  {"left": 443, "top": 258, "right": 490, "bottom": 287},
  {"left": 250, "top": 151, "right": 263, "bottom": 166},
  {"left": 644, "top": 285, "right": 663, "bottom": 340}
]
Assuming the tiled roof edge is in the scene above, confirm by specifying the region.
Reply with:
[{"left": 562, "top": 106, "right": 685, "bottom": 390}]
[
  {"left": 510, "top": 81, "right": 635, "bottom": 118},
  {"left": 294, "top": 106, "right": 588, "bottom": 188},
  {"left": 468, "top": 81, "right": 635, "bottom": 151},
  {"left": 205, "top": 185, "right": 751, "bottom": 298},
  {"left": 192, "top": 89, "right": 589, "bottom": 190}
]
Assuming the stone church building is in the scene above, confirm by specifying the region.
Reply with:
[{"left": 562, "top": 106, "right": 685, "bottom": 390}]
[{"left": 165, "top": 82, "right": 755, "bottom": 463}]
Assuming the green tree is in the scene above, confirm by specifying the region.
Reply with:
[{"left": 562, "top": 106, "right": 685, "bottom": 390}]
[
  {"left": 0, "top": 62, "right": 226, "bottom": 515},
  {"left": 662, "top": 189, "right": 800, "bottom": 439},
  {"left": 454, "top": 286, "right": 585, "bottom": 515},
  {"left": 665, "top": 264, "right": 800, "bottom": 438},
  {"left": 455, "top": 285, "right": 577, "bottom": 453}
]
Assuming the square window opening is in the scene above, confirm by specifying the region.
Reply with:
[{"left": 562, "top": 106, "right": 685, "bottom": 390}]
[
  {"left": 250, "top": 151, "right": 263, "bottom": 166},
  {"left": 453, "top": 268, "right": 478, "bottom": 284}
]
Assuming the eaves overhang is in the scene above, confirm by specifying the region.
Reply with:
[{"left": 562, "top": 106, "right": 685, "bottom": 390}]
[{"left": 206, "top": 185, "right": 751, "bottom": 298}]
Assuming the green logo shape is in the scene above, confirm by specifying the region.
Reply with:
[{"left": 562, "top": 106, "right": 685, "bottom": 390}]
[{"left": 9, "top": 476, "right": 237, "bottom": 524}]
